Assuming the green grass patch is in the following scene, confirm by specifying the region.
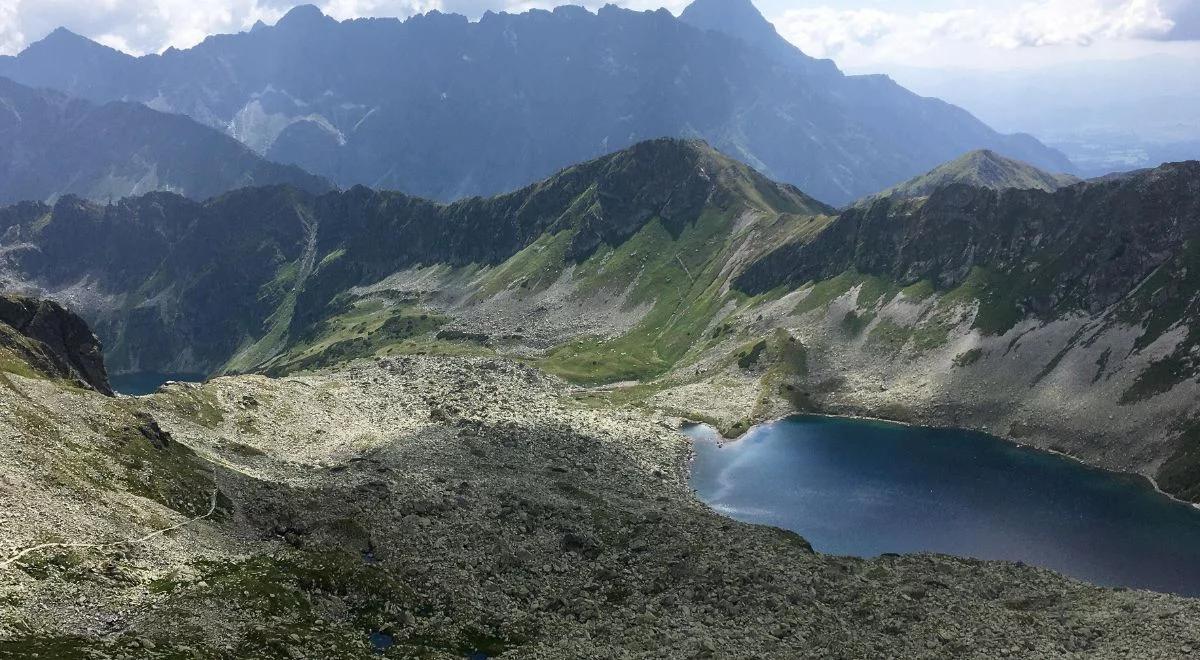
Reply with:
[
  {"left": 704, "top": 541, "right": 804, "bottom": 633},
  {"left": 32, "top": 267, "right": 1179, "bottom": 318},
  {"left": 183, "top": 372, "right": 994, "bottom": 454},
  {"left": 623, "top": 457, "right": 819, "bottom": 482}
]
[
  {"left": 900, "top": 279, "right": 935, "bottom": 301},
  {"left": 542, "top": 210, "right": 742, "bottom": 384},
  {"left": 937, "top": 266, "right": 1022, "bottom": 335},
  {"left": 110, "top": 423, "right": 219, "bottom": 518},
  {"left": 1157, "top": 421, "right": 1200, "bottom": 502},
  {"left": 840, "top": 310, "right": 874, "bottom": 335},
  {"left": 475, "top": 230, "right": 575, "bottom": 298},
  {"left": 736, "top": 339, "right": 768, "bottom": 369},
  {"left": 953, "top": 347, "right": 983, "bottom": 367},
  {"left": 267, "top": 302, "right": 448, "bottom": 375},
  {"left": 1120, "top": 353, "right": 1195, "bottom": 404}
]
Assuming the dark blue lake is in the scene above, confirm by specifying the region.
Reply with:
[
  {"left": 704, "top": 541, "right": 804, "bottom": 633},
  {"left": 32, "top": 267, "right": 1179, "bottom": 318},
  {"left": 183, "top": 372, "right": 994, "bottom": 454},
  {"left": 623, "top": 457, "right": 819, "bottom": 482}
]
[
  {"left": 110, "top": 372, "right": 204, "bottom": 396},
  {"left": 686, "top": 415, "right": 1200, "bottom": 596}
]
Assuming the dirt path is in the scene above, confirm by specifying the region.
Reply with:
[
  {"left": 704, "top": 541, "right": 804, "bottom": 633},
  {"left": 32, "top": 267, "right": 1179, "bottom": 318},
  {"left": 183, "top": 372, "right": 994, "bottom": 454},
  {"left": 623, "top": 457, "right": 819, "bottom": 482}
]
[{"left": 1, "top": 486, "right": 219, "bottom": 569}]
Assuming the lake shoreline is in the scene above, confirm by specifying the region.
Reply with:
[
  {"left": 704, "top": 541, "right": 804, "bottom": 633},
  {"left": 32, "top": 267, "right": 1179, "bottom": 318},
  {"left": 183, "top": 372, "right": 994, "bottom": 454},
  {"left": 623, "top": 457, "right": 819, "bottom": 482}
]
[
  {"left": 109, "top": 371, "right": 207, "bottom": 397},
  {"left": 676, "top": 409, "right": 1200, "bottom": 513},
  {"left": 684, "top": 413, "right": 1200, "bottom": 596}
]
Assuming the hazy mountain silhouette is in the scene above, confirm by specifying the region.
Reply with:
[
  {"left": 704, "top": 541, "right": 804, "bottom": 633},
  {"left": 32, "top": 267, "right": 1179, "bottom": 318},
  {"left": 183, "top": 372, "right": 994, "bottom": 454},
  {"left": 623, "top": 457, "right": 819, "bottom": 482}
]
[
  {"left": 0, "top": 1, "right": 1073, "bottom": 205},
  {"left": 0, "top": 77, "right": 331, "bottom": 204}
]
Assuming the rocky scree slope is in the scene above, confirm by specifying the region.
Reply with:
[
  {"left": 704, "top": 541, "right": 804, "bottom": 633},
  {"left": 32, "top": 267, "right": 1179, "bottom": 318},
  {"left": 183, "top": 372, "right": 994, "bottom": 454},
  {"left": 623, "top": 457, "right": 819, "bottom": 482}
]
[
  {"left": 2, "top": 309, "right": 1200, "bottom": 657},
  {"left": 0, "top": 1, "right": 1070, "bottom": 205},
  {"left": 0, "top": 77, "right": 331, "bottom": 205}
]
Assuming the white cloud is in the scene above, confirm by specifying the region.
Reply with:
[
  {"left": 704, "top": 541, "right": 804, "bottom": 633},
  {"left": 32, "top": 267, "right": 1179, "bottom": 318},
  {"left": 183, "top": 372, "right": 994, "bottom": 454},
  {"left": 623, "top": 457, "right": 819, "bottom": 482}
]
[
  {"left": 320, "top": 0, "right": 441, "bottom": 22},
  {"left": 0, "top": 0, "right": 294, "bottom": 55},
  {"left": 0, "top": 0, "right": 1194, "bottom": 60},
  {"left": 773, "top": 0, "right": 1191, "bottom": 69},
  {"left": 0, "top": 0, "right": 27, "bottom": 55}
]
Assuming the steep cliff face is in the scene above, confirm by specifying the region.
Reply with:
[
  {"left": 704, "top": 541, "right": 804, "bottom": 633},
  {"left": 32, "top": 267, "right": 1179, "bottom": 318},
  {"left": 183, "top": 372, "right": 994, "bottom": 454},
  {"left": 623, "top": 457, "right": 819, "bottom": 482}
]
[{"left": 0, "top": 294, "right": 111, "bottom": 394}]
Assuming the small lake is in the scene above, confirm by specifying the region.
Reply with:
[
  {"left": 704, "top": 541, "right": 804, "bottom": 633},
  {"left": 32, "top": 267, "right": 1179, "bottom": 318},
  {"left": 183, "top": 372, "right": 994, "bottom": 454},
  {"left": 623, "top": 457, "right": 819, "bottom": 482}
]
[
  {"left": 686, "top": 415, "right": 1200, "bottom": 596},
  {"left": 110, "top": 372, "right": 204, "bottom": 396}
]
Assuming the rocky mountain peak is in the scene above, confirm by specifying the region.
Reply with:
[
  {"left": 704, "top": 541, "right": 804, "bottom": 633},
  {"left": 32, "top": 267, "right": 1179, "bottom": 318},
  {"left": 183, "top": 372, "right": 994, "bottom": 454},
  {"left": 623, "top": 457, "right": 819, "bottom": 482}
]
[
  {"left": 856, "top": 148, "right": 1082, "bottom": 205},
  {"left": 680, "top": 0, "right": 774, "bottom": 37},
  {"left": 276, "top": 4, "right": 334, "bottom": 30},
  {"left": 680, "top": 0, "right": 821, "bottom": 67}
]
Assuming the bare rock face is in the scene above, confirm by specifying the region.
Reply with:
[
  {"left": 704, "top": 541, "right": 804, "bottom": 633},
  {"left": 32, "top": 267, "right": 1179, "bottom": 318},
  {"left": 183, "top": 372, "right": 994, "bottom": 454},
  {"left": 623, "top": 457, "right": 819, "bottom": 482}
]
[{"left": 0, "top": 294, "right": 112, "bottom": 395}]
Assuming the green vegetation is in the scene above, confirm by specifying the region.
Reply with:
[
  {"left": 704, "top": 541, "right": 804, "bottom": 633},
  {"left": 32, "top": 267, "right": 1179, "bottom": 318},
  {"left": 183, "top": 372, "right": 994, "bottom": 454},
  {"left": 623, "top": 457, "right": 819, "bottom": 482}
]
[
  {"left": 475, "top": 230, "right": 576, "bottom": 299},
  {"left": 1157, "top": 421, "right": 1200, "bottom": 501},
  {"left": 1120, "top": 354, "right": 1194, "bottom": 404},
  {"left": 900, "top": 279, "right": 935, "bottom": 302},
  {"left": 840, "top": 310, "right": 874, "bottom": 335},
  {"left": 16, "top": 548, "right": 87, "bottom": 582},
  {"left": 543, "top": 210, "right": 746, "bottom": 384},
  {"left": 736, "top": 339, "right": 768, "bottom": 369},
  {"left": 1125, "top": 241, "right": 1200, "bottom": 348},
  {"left": 953, "top": 347, "right": 983, "bottom": 367},
  {"left": 937, "top": 267, "right": 1022, "bottom": 336},
  {"left": 142, "top": 551, "right": 524, "bottom": 657},
  {"left": 791, "top": 270, "right": 899, "bottom": 317},
  {"left": 867, "top": 317, "right": 955, "bottom": 354},
  {"left": 793, "top": 272, "right": 854, "bottom": 316},
  {"left": 267, "top": 300, "right": 449, "bottom": 375},
  {"left": 0, "top": 344, "right": 44, "bottom": 381},
  {"left": 160, "top": 387, "right": 225, "bottom": 429},
  {"left": 109, "top": 424, "right": 218, "bottom": 517}
]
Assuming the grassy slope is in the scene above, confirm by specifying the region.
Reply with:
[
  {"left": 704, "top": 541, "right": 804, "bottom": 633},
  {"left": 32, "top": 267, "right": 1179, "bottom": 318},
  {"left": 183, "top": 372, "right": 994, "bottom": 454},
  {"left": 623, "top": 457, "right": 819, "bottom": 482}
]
[{"left": 541, "top": 208, "right": 830, "bottom": 384}]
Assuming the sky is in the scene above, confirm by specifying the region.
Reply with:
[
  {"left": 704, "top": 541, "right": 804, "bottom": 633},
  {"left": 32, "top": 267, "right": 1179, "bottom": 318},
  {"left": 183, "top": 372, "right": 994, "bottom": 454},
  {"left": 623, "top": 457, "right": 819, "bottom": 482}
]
[{"left": 0, "top": 0, "right": 1197, "bottom": 73}]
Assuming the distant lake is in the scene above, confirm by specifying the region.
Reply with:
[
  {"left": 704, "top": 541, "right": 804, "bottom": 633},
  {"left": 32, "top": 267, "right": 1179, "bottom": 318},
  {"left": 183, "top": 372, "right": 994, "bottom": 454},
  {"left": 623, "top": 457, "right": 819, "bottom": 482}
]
[
  {"left": 686, "top": 415, "right": 1200, "bottom": 596},
  {"left": 110, "top": 372, "right": 204, "bottom": 396}
]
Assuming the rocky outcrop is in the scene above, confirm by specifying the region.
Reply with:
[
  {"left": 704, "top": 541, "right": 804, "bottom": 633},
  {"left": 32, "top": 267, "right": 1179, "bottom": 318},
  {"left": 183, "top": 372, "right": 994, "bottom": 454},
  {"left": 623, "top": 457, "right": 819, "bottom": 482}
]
[{"left": 0, "top": 294, "right": 112, "bottom": 394}]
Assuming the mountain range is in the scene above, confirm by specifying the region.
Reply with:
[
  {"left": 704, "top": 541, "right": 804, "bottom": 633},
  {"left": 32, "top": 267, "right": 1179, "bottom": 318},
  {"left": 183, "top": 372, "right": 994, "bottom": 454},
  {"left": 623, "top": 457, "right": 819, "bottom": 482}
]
[
  {"left": 0, "top": 76, "right": 331, "bottom": 204},
  {"left": 3, "top": 3, "right": 1200, "bottom": 657},
  {"left": 2, "top": 138, "right": 1198, "bottom": 504},
  {"left": 0, "top": 0, "right": 1072, "bottom": 206}
]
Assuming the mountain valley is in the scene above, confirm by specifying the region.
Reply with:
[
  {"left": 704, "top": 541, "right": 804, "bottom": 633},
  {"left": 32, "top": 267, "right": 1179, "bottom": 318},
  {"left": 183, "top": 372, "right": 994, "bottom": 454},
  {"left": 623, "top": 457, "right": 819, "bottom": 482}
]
[
  {"left": 0, "top": 1, "right": 1198, "bottom": 657},
  {"left": 3, "top": 294, "right": 1200, "bottom": 658}
]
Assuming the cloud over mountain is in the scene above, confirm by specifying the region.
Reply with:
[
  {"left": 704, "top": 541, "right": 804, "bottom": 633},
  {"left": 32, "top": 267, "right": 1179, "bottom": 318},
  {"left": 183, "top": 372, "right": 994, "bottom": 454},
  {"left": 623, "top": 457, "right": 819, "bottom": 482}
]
[
  {"left": 775, "top": 0, "right": 1197, "bottom": 69},
  {"left": 0, "top": 0, "right": 1195, "bottom": 60}
]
